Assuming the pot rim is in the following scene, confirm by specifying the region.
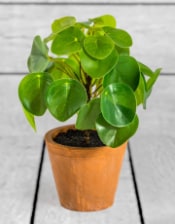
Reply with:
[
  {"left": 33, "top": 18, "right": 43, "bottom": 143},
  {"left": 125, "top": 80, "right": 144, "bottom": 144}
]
[{"left": 45, "top": 124, "right": 127, "bottom": 158}]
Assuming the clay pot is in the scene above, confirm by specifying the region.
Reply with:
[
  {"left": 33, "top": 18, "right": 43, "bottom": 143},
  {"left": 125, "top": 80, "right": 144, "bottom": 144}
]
[{"left": 45, "top": 125, "right": 127, "bottom": 211}]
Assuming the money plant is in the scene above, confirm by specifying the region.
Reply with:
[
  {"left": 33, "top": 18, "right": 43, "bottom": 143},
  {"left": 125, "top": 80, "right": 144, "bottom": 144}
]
[{"left": 18, "top": 14, "right": 161, "bottom": 147}]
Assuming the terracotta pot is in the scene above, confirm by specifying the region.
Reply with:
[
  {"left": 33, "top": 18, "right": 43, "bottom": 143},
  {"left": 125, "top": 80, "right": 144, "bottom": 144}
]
[{"left": 45, "top": 125, "right": 127, "bottom": 211}]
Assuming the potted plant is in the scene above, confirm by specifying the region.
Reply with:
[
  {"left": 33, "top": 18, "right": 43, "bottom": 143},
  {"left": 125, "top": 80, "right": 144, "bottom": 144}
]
[{"left": 18, "top": 14, "right": 161, "bottom": 211}]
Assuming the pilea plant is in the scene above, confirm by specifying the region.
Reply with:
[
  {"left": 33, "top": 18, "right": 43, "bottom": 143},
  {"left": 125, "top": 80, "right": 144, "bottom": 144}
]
[{"left": 18, "top": 14, "right": 161, "bottom": 147}]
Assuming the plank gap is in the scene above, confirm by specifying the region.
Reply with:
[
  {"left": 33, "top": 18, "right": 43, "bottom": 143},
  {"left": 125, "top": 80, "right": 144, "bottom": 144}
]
[
  {"left": 30, "top": 140, "right": 46, "bottom": 224},
  {"left": 128, "top": 142, "right": 145, "bottom": 224},
  {"left": 1, "top": 2, "right": 175, "bottom": 6}
]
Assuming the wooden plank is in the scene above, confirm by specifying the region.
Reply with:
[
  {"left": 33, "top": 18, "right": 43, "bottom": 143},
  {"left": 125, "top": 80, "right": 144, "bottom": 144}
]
[
  {"left": 130, "top": 75, "right": 175, "bottom": 223},
  {"left": 0, "top": 5, "right": 174, "bottom": 73},
  {"left": 0, "top": 75, "right": 44, "bottom": 223},
  {"left": 0, "top": 136, "right": 43, "bottom": 224},
  {"left": 1, "top": 1, "right": 175, "bottom": 4},
  {"left": 35, "top": 147, "right": 140, "bottom": 223}
]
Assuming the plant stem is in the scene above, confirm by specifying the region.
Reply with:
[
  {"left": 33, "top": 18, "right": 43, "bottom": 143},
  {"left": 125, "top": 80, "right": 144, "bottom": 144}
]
[{"left": 85, "top": 75, "right": 92, "bottom": 101}]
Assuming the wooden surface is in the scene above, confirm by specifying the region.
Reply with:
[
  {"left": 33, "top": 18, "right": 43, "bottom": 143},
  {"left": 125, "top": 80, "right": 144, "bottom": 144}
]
[
  {"left": 1, "top": 0, "right": 175, "bottom": 3},
  {"left": 0, "top": 76, "right": 41, "bottom": 224},
  {"left": 130, "top": 75, "right": 175, "bottom": 224},
  {"left": 0, "top": 0, "right": 175, "bottom": 223}
]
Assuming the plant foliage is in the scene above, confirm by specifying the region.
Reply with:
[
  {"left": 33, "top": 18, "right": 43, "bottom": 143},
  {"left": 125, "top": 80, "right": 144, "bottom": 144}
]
[{"left": 18, "top": 15, "right": 161, "bottom": 147}]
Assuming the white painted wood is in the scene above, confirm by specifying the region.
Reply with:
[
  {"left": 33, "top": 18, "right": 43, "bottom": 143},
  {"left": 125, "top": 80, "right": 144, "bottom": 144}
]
[
  {"left": 0, "top": 5, "right": 174, "bottom": 73},
  {"left": 1, "top": 0, "right": 175, "bottom": 3},
  {"left": 130, "top": 75, "right": 175, "bottom": 223},
  {"left": 0, "top": 136, "right": 42, "bottom": 224},
  {"left": 0, "top": 75, "right": 44, "bottom": 223},
  {"left": 35, "top": 148, "right": 140, "bottom": 223}
]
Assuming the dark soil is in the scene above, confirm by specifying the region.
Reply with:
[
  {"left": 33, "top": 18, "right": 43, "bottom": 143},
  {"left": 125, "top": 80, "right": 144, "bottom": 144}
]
[{"left": 54, "top": 129, "right": 105, "bottom": 147}]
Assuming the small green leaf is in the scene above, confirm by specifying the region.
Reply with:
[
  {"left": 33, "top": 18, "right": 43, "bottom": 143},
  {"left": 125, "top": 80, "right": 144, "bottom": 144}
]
[
  {"left": 147, "top": 68, "right": 161, "bottom": 90},
  {"left": 51, "top": 26, "right": 84, "bottom": 55},
  {"left": 90, "top": 14, "right": 116, "bottom": 28},
  {"left": 64, "top": 56, "right": 81, "bottom": 79},
  {"left": 103, "top": 55, "right": 140, "bottom": 91},
  {"left": 48, "top": 57, "right": 78, "bottom": 79},
  {"left": 76, "top": 21, "right": 91, "bottom": 29},
  {"left": 46, "top": 63, "right": 70, "bottom": 80},
  {"left": 96, "top": 113, "right": 139, "bottom": 147},
  {"left": 18, "top": 72, "right": 52, "bottom": 116},
  {"left": 83, "top": 35, "right": 114, "bottom": 60},
  {"left": 138, "top": 62, "right": 154, "bottom": 77},
  {"left": 27, "top": 36, "right": 51, "bottom": 73},
  {"left": 76, "top": 98, "right": 101, "bottom": 130},
  {"left": 46, "top": 79, "right": 87, "bottom": 121},
  {"left": 103, "top": 26, "right": 132, "bottom": 48},
  {"left": 51, "top": 16, "right": 76, "bottom": 33},
  {"left": 134, "top": 73, "right": 146, "bottom": 106},
  {"left": 23, "top": 106, "right": 36, "bottom": 131},
  {"left": 80, "top": 49, "right": 119, "bottom": 78},
  {"left": 116, "top": 46, "right": 130, "bottom": 56},
  {"left": 101, "top": 83, "right": 136, "bottom": 127},
  {"left": 44, "top": 17, "right": 77, "bottom": 43}
]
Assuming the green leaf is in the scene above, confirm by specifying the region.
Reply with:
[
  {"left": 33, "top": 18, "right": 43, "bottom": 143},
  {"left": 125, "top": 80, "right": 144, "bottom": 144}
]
[
  {"left": 23, "top": 106, "right": 36, "bottom": 131},
  {"left": 103, "top": 55, "right": 140, "bottom": 91},
  {"left": 46, "top": 63, "right": 70, "bottom": 80},
  {"left": 51, "top": 16, "right": 76, "bottom": 33},
  {"left": 76, "top": 98, "right": 101, "bottom": 130},
  {"left": 80, "top": 49, "right": 119, "bottom": 78},
  {"left": 116, "top": 46, "right": 130, "bottom": 56},
  {"left": 96, "top": 113, "right": 139, "bottom": 147},
  {"left": 76, "top": 21, "right": 92, "bottom": 29},
  {"left": 147, "top": 68, "right": 161, "bottom": 90},
  {"left": 51, "top": 26, "right": 84, "bottom": 55},
  {"left": 134, "top": 73, "right": 146, "bottom": 106},
  {"left": 101, "top": 83, "right": 136, "bottom": 127},
  {"left": 44, "top": 17, "right": 77, "bottom": 43},
  {"left": 103, "top": 26, "right": 132, "bottom": 48},
  {"left": 64, "top": 56, "right": 81, "bottom": 79},
  {"left": 46, "top": 79, "right": 87, "bottom": 121},
  {"left": 83, "top": 35, "right": 114, "bottom": 60},
  {"left": 90, "top": 14, "right": 116, "bottom": 28},
  {"left": 138, "top": 62, "right": 154, "bottom": 77},
  {"left": 18, "top": 72, "right": 53, "bottom": 116},
  {"left": 48, "top": 58, "right": 78, "bottom": 80},
  {"left": 27, "top": 36, "right": 50, "bottom": 73}
]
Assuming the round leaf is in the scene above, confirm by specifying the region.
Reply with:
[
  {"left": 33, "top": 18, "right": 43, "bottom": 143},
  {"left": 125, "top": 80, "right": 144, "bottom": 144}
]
[
  {"left": 51, "top": 27, "right": 84, "bottom": 55},
  {"left": 103, "top": 26, "right": 132, "bottom": 48},
  {"left": 101, "top": 83, "right": 136, "bottom": 127},
  {"left": 80, "top": 49, "right": 119, "bottom": 78},
  {"left": 96, "top": 113, "right": 139, "bottom": 147},
  {"left": 46, "top": 79, "right": 87, "bottom": 121},
  {"left": 103, "top": 55, "right": 140, "bottom": 91},
  {"left": 18, "top": 72, "right": 52, "bottom": 116},
  {"left": 83, "top": 35, "right": 114, "bottom": 60},
  {"left": 22, "top": 106, "right": 36, "bottom": 131},
  {"left": 27, "top": 35, "right": 50, "bottom": 73},
  {"left": 76, "top": 98, "right": 101, "bottom": 130},
  {"left": 90, "top": 15, "right": 116, "bottom": 28},
  {"left": 51, "top": 16, "right": 76, "bottom": 33},
  {"left": 134, "top": 73, "right": 146, "bottom": 106}
]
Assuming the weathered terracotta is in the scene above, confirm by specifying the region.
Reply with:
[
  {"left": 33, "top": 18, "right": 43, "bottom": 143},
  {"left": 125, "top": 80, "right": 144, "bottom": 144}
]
[{"left": 45, "top": 125, "right": 127, "bottom": 211}]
